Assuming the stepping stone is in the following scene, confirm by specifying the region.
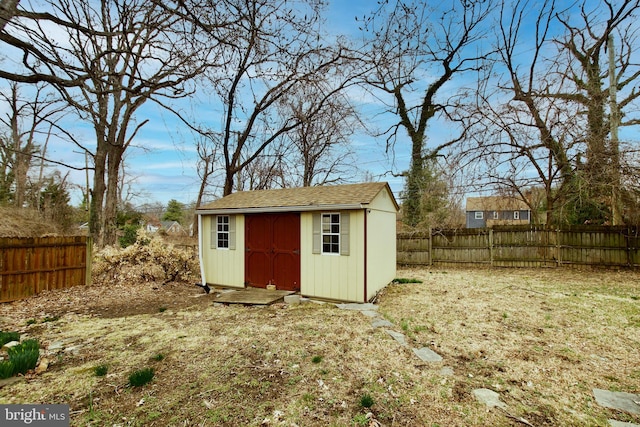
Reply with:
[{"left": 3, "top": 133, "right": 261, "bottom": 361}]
[
  {"left": 385, "top": 329, "right": 408, "bottom": 347},
  {"left": 412, "top": 347, "right": 443, "bottom": 362},
  {"left": 473, "top": 388, "right": 507, "bottom": 410},
  {"left": 1, "top": 341, "right": 19, "bottom": 352},
  {"left": 48, "top": 341, "right": 65, "bottom": 351},
  {"left": 593, "top": 389, "right": 640, "bottom": 415},
  {"left": 440, "top": 366, "right": 454, "bottom": 376},
  {"left": 372, "top": 319, "right": 394, "bottom": 328},
  {"left": 609, "top": 420, "right": 640, "bottom": 427},
  {"left": 284, "top": 295, "right": 301, "bottom": 304},
  {"left": 361, "top": 310, "right": 379, "bottom": 318},
  {"left": 336, "top": 303, "right": 378, "bottom": 311}
]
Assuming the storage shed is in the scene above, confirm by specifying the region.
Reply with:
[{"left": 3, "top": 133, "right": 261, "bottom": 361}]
[{"left": 196, "top": 182, "right": 399, "bottom": 303}]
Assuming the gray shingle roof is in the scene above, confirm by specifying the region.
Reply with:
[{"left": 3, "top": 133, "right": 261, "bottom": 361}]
[
  {"left": 197, "top": 182, "right": 397, "bottom": 213},
  {"left": 466, "top": 196, "right": 530, "bottom": 211}
]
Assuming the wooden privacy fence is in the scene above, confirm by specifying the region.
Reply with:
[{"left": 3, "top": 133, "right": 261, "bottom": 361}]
[
  {"left": 398, "top": 225, "right": 640, "bottom": 268},
  {"left": 0, "top": 236, "right": 91, "bottom": 303}
]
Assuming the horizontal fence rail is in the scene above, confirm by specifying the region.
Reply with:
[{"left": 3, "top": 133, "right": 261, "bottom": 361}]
[
  {"left": 0, "top": 236, "right": 91, "bottom": 303},
  {"left": 398, "top": 225, "right": 640, "bottom": 269}
]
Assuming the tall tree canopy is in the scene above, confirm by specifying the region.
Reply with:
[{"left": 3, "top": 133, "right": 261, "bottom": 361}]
[
  {"left": 455, "top": 0, "right": 640, "bottom": 226},
  {"left": 359, "top": 0, "right": 495, "bottom": 228},
  {"left": 0, "top": 0, "right": 219, "bottom": 245}
]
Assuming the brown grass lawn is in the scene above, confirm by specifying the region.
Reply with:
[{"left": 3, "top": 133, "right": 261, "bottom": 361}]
[{"left": 0, "top": 267, "right": 639, "bottom": 426}]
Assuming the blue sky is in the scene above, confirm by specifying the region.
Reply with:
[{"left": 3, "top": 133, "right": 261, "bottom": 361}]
[
  {"left": 20, "top": 0, "right": 637, "bottom": 210},
  {"left": 46, "top": 0, "right": 413, "bottom": 209}
]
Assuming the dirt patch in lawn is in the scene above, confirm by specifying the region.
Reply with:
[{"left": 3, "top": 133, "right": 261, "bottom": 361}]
[{"left": 0, "top": 267, "right": 639, "bottom": 426}]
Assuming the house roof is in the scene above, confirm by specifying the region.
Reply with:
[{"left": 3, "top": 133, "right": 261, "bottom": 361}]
[
  {"left": 197, "top": 182, "right": 398, "bottom": 214},
  {"left": 466, "top": 196, "right": 530, "bottom": 212}
]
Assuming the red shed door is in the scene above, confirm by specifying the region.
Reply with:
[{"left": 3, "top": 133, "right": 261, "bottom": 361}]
[{"left": 245, "top": 213, "right": 300, "bottom": 291}]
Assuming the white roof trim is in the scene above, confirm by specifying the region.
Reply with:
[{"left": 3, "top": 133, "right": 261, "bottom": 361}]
[{"left": 197, "top": 203, "right": 367, "bottom": 215}]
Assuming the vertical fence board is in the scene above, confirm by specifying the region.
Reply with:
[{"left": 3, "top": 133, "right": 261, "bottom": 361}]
[{"left": 0, "top": 236, "right": 90, "bottom": 303}]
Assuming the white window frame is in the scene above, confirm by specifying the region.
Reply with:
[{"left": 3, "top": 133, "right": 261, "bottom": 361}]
[
  {"left": 321, "top": 212, "right": 340, "bottom": 255},
  {"left": 216, "top": 215, "right": 230, "bottom": 249},
  {"left": 514, "top": 211, "right": 520, "bottom": 220},
  {"left": 474, "top": 211, "right": 483, "bottom": 220},
  {"left": 493, "top": 211, "right": 499, "bottom": 220}
]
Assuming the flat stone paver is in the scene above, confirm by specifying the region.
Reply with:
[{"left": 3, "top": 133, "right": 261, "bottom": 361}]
[
  {"left": 473, "top": 388, "right": 507, "bottom": 410},
  {"left": 283, "top": 295, "right": 301, "bottom": 304},
  {"left": 440, "top": 366, "right": 454, "bottom": 376},
  {"left": 372, "top": 318, "right": 394, "bottom": 328},
  {"left": 335, "top": 303, "right": 378, "bottom": 311},
  {"left": 594, "top": 389, "right": 640, "bottom": 415},
  {"left": 412, "top": 347, "right": 443, "bottom": 362},
  {"left": 48, "top": 341, "right": 65, "bottom": 351},
  {"left": 385, "top": 329, "right": 408, "bottom": 347},
  {"left": 361, "top": 310, "right": 379, "bottom": 318},
  {"left": 1, "top": 341, "right": 20, "bottom": 351},
  {"left": 215, "top": 288, "right": 294, "bottom": 305},
  {"left": 609, "top": 420, "right": 640, "bottom": 427}
]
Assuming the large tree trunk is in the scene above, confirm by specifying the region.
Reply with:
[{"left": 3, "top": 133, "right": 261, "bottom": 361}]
[
  {"left": 0, "top": 0, "right": 19, "bottom": 31},
  {"left": 90, "top": 146, "right": 107, "bottom": 247},
  {"left": 102, "top": 143, "right": 124, "bottom": 247},
  {"left": 7, "top": 84, "right": 32, "bottom": 208},
  {"left": 223, "top": 171, "right": 235, "bottom": 197}
]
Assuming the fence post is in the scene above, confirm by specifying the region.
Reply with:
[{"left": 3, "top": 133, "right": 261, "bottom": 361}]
[
  {"left": 428, "top": 227, "right": 433, "bottom": 266},
  {"left": 489, "top": 228, "right": 494, "bottom": 266},
  {"left": 626, "top": 227, "right": 631, "bottom": 267},
  {"left": 556, "top": 228, "right": 561, "bottom": 267},
  {"left": 85, "top": 236, "right": 93, "bottom": 286}
]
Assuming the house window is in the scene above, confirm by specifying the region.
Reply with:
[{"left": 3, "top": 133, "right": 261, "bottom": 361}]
[
  {"left": 514, "top": 211, "right": 520, "bottom": 220},
  {"left": 493, "top": 211, "right": 499, "bottom": 220},
  {"left": 322, "top": 213, "right": 340, "bottom": 254},
  {"left": 216, "top": 215, "right": 229, "bottom": 248},
  {"left": 475, "top": 211, "right": 483, "bottom": 220}
]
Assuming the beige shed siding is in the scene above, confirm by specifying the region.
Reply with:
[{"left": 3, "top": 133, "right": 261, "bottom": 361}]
[
  {"left": 365, "top": 191, "right": 397, "bottom": 300},
  {"left": 300, "top": 210, "right": 365, "bottom": 302},
  {"left": 200, "top": 214, "right": 245, "bottom": 288}
]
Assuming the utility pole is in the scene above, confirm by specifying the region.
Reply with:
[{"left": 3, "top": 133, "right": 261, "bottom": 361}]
[{"left": 608, "top": 35, "right": 622, "bottom": 225}]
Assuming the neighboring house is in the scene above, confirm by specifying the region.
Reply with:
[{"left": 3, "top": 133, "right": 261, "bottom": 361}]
[
  {"left": 466, "top": 196, "right": 531, "bottom": 228},
  {"left": 196, "top": 182, "right": 399, "bottom": 303},
  {"left": 161, "top": 221, "right": 187, "bottom": 236},
  {"left": 145, "top": 222, "right": 161, "bottom": 234},
  {"left": 144, "top": 218, "right": 187, "bottom": 235}
]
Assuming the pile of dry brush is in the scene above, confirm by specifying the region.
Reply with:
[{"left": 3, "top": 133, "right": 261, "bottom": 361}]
[{"left": 92, "top": 230, "right": 200, "bottom": 287}]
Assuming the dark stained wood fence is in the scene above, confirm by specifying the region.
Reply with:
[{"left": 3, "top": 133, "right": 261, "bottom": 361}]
[
  {"left": 398, "top": 225, "right": 640, "bottom": 268},
  {"left": 0, "top": 236, "right": 91, "bottom": 303}
]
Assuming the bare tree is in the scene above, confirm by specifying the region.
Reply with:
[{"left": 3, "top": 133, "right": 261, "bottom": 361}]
[
  {"left": 456, "top": 0, "right": 640, "bottom": 226},
  {"left": 182, "top": 0, "right": 359, "bottom": 197},
  {"left": 551, "top": 0, "right": 640, "bottom": 224},
  {"left": 453, "top": 0, "right": 579, "bottom": 225},
  {"left": 0, "top": 82, "right": 66, "bottom": 207},
  {"left": 0, "top": 0, "right": 19, "bottom": 31},
  {"left": 278, "top": 83, "right": 360, "bottom": 187},
  {"left": 238, "top": 150, "right": 288, "bottom": 191},
  {"left": 359, "top": 0, "right": 496, "bottom": 228},
  {"left": 1, "top": 0, "right": 220, "bottom": 245}
]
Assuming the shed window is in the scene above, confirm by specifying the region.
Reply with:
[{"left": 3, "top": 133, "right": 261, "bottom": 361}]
[
  {"left": 217, "top": 216, "right": 230, "bottom": 248},
  {"left": 514, "top": 211, "right": 520, "bottom": 220},
  {"left": 475, "top": 211, "right": 483, "bottom": 220},
  {"left": 211, "top": 215, "right": 236, "bottom": 249},
  {"left": 313, "top": 212, "right": 349, "bottom": 256},
  {"left": 322, "top": 213, "right": 340, "bottom": 254}
]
